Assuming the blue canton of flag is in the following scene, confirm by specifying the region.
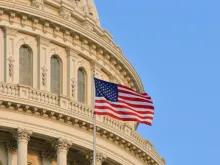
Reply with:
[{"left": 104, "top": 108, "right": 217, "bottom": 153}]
[{"left": 94, "top": 78, "right": 118, "bottom": 102}]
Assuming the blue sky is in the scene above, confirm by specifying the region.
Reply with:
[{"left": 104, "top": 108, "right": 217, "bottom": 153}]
[{"left": 95, "top": 0, "right": 220, "bottom": 165}]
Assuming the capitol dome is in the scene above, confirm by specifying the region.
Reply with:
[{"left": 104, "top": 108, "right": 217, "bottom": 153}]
[{"left": 0, "top": 0, "right": 165, "bottom": 165}]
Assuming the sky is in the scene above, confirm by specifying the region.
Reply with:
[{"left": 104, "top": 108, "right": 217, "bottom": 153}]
[{"left": 94, "top": 0, "right": 220, "bottom": 165}]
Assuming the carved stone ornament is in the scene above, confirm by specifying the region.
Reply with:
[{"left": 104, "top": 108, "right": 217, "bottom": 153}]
[
  {"left": 0, "top": 9, "right": 3, "bottom": 22},
  {"left": 86, "top": 151, "right": 107, "bottom": 165},
  {"left": 13, "top": 128, "right": 33, "bottom": 143},
  {"left": 59, "top": 8, "right": 71, "bottom": 20},
  {"left": 73, "top": 0, "right": 84, "bottom": 11},
  {"left": 54, "top": 138, "right": 72, "bottom": 152},
  {"left": 50, "top": 47, "right": 61, "bottom": 56},
  {"left": 7, "top": 56, "right": 15, "bottom": 77},
  {"left": 40, "top": 149, "right": 55, "bottom": 160},
  {"left": 41, "top": 65, "right": 48, "bottom": 86},
  {"left": 78, "top": 60, "right": 85, "bottom": 68},
  {"left": 18, "top": 37, "right": 32, "bottom": 46},
  {"left": 6, "top": 140, "right": 17, "bottom": 153},
  {"left": 71, "top": 77, "right": 76, "bottom": 98},
  {"left": 31, "top": 0, "right": 44, "bottom": 10}
]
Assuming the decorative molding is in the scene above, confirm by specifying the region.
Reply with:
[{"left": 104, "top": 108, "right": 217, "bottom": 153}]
[
  {"left": 0, "top": 9, "right": 3, "bottom": 22},
  {"left": 41, "top": 65, "right": 48, "bottom": 86},
  {"left": 7, "top": 56, "right": 15, "bottom": 77},
  {"left": 86, "top": 151, "right": 107, "bottom": 165},
  {"left": 31, "top": 0, "right": 44, "bottom": 10},
  {"left": 78, "top": 60, "right": 85, "bottom": 68},
  {"left": 40, "top": 149, "right": 54, "bottom": 160},
  {"left": 21, "top": 15, "right": 28, "bottom": 27},
  {"left": 6, "top": 140, "right": 17, "bottom": 153},
  {"left": 32, "top": 18, "right": 39, "bottom": 31},
  {"left": 53, "top": 138, "right": 72, "bottom": 153},
  {"left": 43, "top": 22, "right": 50, "bottom": 34},
  {"left": 17, "top": 37, "right": 32, "bottom": 47},
  {"left": 9, "top": 12, "right": 16, "bottom": 24},
  {"left": 13, "top": 128, "right": 33, "bottom": 143},
  {"left": 71, "top": 77, "right": 76, "bottom": 98},
  {"left": 59, "top": 7, "right": 71, "bottom": 20},
  {"left": 50, "top": 47, "right": 61, "bottom": 57}
]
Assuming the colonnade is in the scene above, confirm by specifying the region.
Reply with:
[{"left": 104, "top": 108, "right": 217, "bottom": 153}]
[{"left": 7, "top": 128, "right": 106, "bottom": 165}]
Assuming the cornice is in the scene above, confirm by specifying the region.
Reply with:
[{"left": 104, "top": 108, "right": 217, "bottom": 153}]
[
  {"left": 0, "top": 84, "right": 165, "bottom": 165},
  {"left": 0, "top": 1, "right": 144, "bottom": 92}
]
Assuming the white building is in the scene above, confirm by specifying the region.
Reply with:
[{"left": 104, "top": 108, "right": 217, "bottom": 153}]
[{"left": 0, "top": 0, "right": 165, "bottom": 165}]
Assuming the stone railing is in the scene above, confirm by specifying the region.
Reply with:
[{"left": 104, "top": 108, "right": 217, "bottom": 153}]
[
  {"left": 0, "top": 82, "right": 164, "bottom": 165},
  {"left": 0, "top": 83, "right": 19, "bottom": 96},
  {"left": 28, "top": 88, "right": 59, "bottom": 106},
  {"left": 69, "top": 100, "right": 93, "bottom": 118}
]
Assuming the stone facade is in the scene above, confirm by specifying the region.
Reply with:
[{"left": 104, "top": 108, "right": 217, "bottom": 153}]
[{"left": 0, "top": 0, "right": 165, "bottom": 165}]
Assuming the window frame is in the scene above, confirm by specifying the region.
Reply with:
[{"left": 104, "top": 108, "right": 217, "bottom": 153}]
[
  {"left": 50, "top": 55, "right": 62, "bottom": 94},
  {"left": 19, "top": 44, "right": 33, "bottom": 86},
  {"left": 77, "top": 67, "right": 87, "bottom": 104}
]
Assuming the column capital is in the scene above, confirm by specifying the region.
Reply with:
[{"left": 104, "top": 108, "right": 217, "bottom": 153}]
[
  {"left": 36, "top": 35, "right": 50, "bottom": 46},
  {"left": 13, "top": 128, "right": 33, "bottom": 143},
  {"left": 3, "top": 27, "right": 18, "bottom": 36},
  {"left": 86, "top": 151, "right": 107, "bottom": 165},
  {"left": 91, "top": 60, "right": 102, "bottom": 78},
  {"left": 5, "top": 140, "right": 17, "bottom": 153},
  {"left": 40, "top": 149, "right": 55, "bottom": 161},
  {"left": 54, "top": 138, "right": 72, "bottom": 153},
  {"left": 65, "top": 47, "right": 79, "bottom": 59}
]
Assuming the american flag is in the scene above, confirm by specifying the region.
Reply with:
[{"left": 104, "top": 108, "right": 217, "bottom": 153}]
[{"left": 94, "top": 78, "right": 154, "bottom": 126}]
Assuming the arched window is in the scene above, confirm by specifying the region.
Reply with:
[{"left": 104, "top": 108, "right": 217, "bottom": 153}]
[
  {"left": 78, "top": 68, "right": 86, "bottom": 103},
  {"left": 19, "top": 45, "right": 32, "bottom": 86},
  {"left": 51, "top": 55, "right": 61, "bottom": 94}
]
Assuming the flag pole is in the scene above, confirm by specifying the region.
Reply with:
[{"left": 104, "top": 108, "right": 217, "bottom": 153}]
[
  {"left": 93, "top": 113, "right": 96, "bottom": 165},
  {"left": 93, "top": 76, "right": 96, "bottom": 165}
]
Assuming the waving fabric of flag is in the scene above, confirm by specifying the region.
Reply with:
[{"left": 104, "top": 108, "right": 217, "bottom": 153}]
[{"left": 94, "top": 78, "right": 154, "bottom": 126}]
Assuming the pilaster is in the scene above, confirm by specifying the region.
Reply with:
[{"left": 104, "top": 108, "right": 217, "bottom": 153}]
[
  {"left": 0, "top": 28, "right": 4, "bottom": 82},
  {"left": 36, "top": 35, "right": 50, "bottom": 91},
  {"left": 90, "top": 61, "right": 102, "bottom": 106},
  {"left": 66, "top": 47, "right": 78, "bottom": 99},
  {"left": 3, "top": 27, "right": 18, "bottom": 84}
]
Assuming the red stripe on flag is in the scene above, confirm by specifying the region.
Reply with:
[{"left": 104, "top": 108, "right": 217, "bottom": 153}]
[
  {"left": 95, "top": 99, "right": 154, "bottom": 110},
  {"left": 119, "top": 96, "right": 153, "bottom": 103},
  {"left": 95, "top": 105, "right": 154, "bottom": 116}
]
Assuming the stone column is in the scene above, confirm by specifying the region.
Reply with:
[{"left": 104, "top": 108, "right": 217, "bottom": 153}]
[
  {"left": 54, "top": 138, "right": 72, "bottom": 165},
  {"left": 6, "top": 141, "right": 17, "bottom": 165},
  {"left": 86, "top": 151, "right": 106, "bottom": 165},
  {"left": 13, "top": 128, "right": 32, "bottom": 165}
]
